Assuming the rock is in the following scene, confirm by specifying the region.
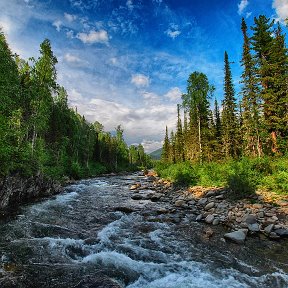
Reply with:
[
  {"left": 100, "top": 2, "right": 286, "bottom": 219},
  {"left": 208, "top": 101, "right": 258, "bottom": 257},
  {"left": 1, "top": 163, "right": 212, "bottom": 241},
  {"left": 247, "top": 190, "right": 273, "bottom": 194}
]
[
  {"left": 175, "top": 200, "right": 185, "bottom": 207},
  {"left": 274, "top": 229, "right": 288, "bottom": 237},
  {"left": 205, "top": 214, "right": 214, "bottom": 224},
  {"left": 157, "top": 208, "right": 169, "bottom": 214},
  {"left": 196, "top": 214, "right": 203, "bottom": 221},
  {"left": 245, "top": 214, "right": 257, "bottom": 224},
  {"left": 147, "top": 176, "right": 156, "bottom": 182},
  {"left": 131, "top": 194, "right": 144, "bottom": 200},
  {"left": 269, "top": 232, "right": 280, "bottom": 240},
  {"left": 224, "top": 229, "right": 248, "bottom": 244},
  {"left": 247, "top": 223, "right": 260, "bottom": 232},
  {"left": 150, "top": 193, "right": 162, "bottom": 202},
  {"left": 253, "top": 203, "right": 263, "bottom": 209},
  {"left": 204, "top": 202, "right": 215, "bottom": 210},
  {"left": 113, "top": 206, "right": 136, "bottom": 213},
  {"left": 215, "top": 194, "right": 224, "bottom": 200},
  {"left": 264, "top": 224, "right": 274, "bottom": 234},
  {"left": 205, "top": 191, "right": 215, "bottom": 197},
  {"left": 198, "top": 198, "right": 208, "bottom": 205},
  {"left": 212, "top": 219, "right": 220, "bottom": 225},
  {"left": 187, "top": 200, "right": 196, "bottom": 205},
  {"left": 130, "top": 183, "right": 141, "bottom": 190},
  {"left": 257, "top": 211, "right": 265, "bottom": 218},
  {"left": 203, "top": 227, "right": 214, "bottom": 239}
]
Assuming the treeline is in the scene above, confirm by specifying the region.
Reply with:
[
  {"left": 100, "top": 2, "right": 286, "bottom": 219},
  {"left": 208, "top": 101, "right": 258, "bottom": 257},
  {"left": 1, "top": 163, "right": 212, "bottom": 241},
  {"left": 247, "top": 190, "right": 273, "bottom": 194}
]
[
  {"left": 162, "top": 16, "right": 288, "bottom": 163},
  {"left": 0, "top": 32, "right": 150, "bottom": 179}
]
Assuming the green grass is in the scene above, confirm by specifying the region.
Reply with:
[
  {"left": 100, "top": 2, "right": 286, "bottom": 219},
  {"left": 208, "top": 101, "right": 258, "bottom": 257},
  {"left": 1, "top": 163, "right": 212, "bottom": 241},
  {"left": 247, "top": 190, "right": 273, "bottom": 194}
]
[{"left": 154, "top": 156, "right": 288, "bottom": 198}]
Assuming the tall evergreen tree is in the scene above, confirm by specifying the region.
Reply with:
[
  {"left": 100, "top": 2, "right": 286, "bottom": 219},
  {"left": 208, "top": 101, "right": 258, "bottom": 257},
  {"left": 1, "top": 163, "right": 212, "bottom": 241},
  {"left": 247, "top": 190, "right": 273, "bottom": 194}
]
[
  {"left": 161, "top": 126, "right": 170, "bottom": 162},
  {"left": 175, "top": 104, "right": 184, "bottom": 161},
  {"left": 221, "top": 51, "right": 239, "bottom": 158},
  {"left": 240, "top": 18, "right": 262, "bottom": 157}
]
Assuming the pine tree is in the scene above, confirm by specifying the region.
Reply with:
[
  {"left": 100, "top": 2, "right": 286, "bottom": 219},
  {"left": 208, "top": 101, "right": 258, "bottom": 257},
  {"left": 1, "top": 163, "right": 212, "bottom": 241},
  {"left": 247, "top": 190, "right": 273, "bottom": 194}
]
[
  {"left": 240, "top": 18, "right": 262, "bottom": 157},
  {"left": 175, "top": 104, "right": 184, "bottom": 161},
  {"left": 221, "top": 51, "right": 239, "bottom": 158},
  {"left": 161, "top": 126, "right": 170, "bottom": 162},
  {"left": 251, "top": 15, "right": 279, "bottom": 153}
]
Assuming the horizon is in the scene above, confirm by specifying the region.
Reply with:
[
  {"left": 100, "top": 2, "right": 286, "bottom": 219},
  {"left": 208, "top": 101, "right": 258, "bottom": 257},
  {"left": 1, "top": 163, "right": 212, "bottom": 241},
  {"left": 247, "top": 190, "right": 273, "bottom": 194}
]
[{"left": 1, "top": 0, "right": 287, "bottom": 153}]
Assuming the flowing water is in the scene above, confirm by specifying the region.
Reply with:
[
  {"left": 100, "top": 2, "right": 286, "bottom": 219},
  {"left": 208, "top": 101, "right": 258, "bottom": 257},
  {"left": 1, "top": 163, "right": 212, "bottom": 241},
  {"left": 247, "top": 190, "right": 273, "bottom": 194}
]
[{"left": 0, "top": 173, "right": 288, "bottom": 287}]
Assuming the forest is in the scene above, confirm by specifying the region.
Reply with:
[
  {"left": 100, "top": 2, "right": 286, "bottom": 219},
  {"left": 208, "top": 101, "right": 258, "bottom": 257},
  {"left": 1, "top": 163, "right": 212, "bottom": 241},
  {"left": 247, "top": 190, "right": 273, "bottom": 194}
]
[
  {"left": 158, "top": 16, "right": 288, "bottom": 197},
  {"left": 0, "top": 32, "right": 150, "bottom": 181}
]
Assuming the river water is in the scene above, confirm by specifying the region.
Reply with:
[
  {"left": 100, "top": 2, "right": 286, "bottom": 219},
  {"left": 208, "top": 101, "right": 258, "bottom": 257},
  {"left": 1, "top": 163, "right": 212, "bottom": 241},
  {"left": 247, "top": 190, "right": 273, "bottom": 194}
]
[{"left": 0, "top": 173, "right": 288, "bottom": 287}]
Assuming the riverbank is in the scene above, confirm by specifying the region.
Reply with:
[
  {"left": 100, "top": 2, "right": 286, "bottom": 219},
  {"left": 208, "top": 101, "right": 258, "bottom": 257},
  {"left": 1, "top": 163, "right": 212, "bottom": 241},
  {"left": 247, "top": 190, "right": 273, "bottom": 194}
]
[
  {"left": 0, "top": 174, "right": 62, "bottom": 217},
  {"left": 129, "top": 171, "right": 288, "bottom": 244}
]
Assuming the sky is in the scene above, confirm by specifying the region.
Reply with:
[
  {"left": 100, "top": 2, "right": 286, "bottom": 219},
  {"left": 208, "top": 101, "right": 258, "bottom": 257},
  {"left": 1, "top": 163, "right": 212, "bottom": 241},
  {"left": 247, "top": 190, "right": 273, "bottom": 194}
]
[{"left": 1, "top": 0, "right": 288, "bottom": 152}]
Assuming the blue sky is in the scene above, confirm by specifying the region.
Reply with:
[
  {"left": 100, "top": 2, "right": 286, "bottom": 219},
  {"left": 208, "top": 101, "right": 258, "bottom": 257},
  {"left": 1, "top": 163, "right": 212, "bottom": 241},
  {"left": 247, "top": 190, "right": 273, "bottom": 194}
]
[{"left": 1, "top": 0, "right": 287, "bottom": 152}]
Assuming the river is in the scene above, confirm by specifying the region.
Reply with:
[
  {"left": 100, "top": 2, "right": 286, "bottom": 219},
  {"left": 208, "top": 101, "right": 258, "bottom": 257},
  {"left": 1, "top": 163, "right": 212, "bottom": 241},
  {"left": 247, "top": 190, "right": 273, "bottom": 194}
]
[{"left": 0, "top": 173, "right": 288, "bottom": 287}]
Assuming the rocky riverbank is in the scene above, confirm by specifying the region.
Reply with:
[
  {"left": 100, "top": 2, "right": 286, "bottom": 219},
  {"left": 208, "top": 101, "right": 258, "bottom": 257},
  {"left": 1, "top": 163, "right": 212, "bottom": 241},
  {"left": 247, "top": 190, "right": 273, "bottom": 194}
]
[
  {"left": 0, "top": 174, "right": 63, "bottom": 217},
  {"left": 129, "top": 171, "right": 288, "bottom": 244}
]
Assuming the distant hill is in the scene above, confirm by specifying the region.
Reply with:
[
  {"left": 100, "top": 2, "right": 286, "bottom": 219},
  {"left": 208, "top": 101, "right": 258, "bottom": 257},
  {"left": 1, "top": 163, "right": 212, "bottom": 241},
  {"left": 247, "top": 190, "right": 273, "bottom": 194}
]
[{"left": 149, "top": 148, "right": 162, "bottom": 160}]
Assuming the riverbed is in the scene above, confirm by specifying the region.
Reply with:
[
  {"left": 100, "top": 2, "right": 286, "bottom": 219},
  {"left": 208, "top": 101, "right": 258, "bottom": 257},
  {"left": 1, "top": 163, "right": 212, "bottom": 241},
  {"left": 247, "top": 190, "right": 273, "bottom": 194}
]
[{"left": 0, "top": 173, "right": 288, "bottom": 287}]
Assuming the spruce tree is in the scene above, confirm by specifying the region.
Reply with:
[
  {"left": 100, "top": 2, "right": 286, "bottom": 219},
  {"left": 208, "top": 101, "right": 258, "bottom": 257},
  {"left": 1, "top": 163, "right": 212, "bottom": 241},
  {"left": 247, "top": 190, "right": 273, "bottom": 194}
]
[
  {"left": 221, "top": 51, "right": 239, "bottom": 158},
  {"left": 240, "top": 18, "right": 262, "bottom": 157},
  {"left": 161, "top": 126, "right": 170, "bottom": 162},
  {"left": 175, "top": 104, "right": 184, "bottom": 161}
]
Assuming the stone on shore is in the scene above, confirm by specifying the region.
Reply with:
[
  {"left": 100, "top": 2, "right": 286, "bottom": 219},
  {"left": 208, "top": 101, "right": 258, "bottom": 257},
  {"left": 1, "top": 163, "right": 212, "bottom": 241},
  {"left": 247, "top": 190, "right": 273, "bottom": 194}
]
[
  {"left": 204, "top": 202, "right": 215, "bottom": 210},
  {"left": 224, "top": 229, "right": 248, "bottom": 244},
  {"left": 205, "top": 214, "right": 214, "bottom": 224}
]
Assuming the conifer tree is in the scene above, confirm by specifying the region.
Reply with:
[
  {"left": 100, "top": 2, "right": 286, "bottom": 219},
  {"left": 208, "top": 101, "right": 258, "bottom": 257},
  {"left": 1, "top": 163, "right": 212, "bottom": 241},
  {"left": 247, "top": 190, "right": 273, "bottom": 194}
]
[
  {"left": 221, "top": 51, "right": 239, "bottom": 158},
  {"left": 161, "top": 126, "right": 170, "bottom": 162},
  {"left": 175, "top": 104, "right": 184, "bottom": 161},
  {"left": 240, "top": 18, "right": 262, "bottom": 157}
]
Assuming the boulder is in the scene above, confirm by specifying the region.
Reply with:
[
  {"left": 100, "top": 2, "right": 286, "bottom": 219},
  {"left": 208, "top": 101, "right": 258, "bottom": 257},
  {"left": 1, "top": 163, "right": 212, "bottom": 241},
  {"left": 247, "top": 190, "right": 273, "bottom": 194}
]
[
  {"left": 274, "top": 229, "right": 288, "bottom": 237},
  {"left": 130, "top": 183, "right": 141, "bottom": 190},
  {"left": 264, "top": 224, "right": 274, "bottom": 234},
  {"left": 247, "top": 223, "right": 260, "bottom": 232},
  {"left": 150, "top": 193, "right": 162, "bottom": 202},
  {"left": 131, "top": 194, "right": 144, "bottom": 200},
  {"left": 244, "top": 214, "right": 257, "bottom": 224},
  {"left": 224, "top": 229, "right": 248, "bottom": 244}
]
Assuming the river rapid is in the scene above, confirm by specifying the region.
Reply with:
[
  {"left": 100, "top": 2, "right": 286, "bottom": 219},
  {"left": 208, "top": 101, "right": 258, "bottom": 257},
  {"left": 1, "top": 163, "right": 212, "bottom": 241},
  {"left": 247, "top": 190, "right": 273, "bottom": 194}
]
[{"left": 0, "top": 173, "right": 288, "bottom": 288}]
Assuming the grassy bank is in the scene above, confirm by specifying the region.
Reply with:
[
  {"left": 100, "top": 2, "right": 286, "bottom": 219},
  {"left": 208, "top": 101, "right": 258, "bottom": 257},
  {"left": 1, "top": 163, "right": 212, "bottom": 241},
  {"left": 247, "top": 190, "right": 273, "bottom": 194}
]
[{"left": 154, "top": 157, "right": 288, "bottom": 199}]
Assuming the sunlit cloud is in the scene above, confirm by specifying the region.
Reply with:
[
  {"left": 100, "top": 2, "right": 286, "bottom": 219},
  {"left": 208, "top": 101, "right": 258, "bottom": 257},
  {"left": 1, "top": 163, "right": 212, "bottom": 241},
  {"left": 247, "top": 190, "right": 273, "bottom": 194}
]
[
  {"left": 77, "top": 29, "right": 109, "bottom": 44},
  {"left": 238, "top": 0, "right": 249, "bottom": 15},
  {"left": 272, "top": 0, "right": 288, "bottom": 22},
  {"left": 131, "top": 74, "right": 150, "bottom": 87}
]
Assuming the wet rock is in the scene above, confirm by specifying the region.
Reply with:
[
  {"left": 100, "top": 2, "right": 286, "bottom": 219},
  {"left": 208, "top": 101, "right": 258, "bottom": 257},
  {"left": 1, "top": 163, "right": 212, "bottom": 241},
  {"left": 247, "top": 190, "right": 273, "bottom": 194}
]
[
  {"left": 147, "top": 176, "right": 156, "bottom": 182},
  {"left": 224, "top": 229, "right": 248, "bottom": 244},
  {"left": 73, "top": 275, "right": 121, "bottom": 288},
  {"left": 113, "top": 206, "right": 136, "bottom": 213},
  {"left": 215, "top": 194, "right": 224, "bottom": 200},
  {"left": 130, "top": 183, "right": 141, "bottom": 190},
  {"left": 131, "top": 194, "right": 144, "bottom": 200},
  {"left": 204, "top": 202, "right": 215, "bottom": 210},
  {"left": 203, "top": 227, "right": 214, "bottom": 239},
  {"left": 150, "top": 193, "right": 162, "bottom": 202},
  {"left": 274, "top": 228, "right": 288, "bottom": 237},
  {"left": 269, "top": 232, "right": 280, "bottom": 240},
  {"left": 205, "top": 214, "right": 214, "bottom": 224},
  {"left": 196, "top": 214, "right": 203, "bottom": 221},
  {"left": 156, "top": 208, "right": 169, "bottom": 214}
]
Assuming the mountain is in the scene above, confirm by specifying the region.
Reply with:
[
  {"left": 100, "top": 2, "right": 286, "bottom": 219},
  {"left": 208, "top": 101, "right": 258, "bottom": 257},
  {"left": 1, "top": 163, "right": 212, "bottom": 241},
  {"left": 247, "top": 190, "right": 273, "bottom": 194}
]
[{"left": 149, "top": 148, "right": 162, "bottom": 160}]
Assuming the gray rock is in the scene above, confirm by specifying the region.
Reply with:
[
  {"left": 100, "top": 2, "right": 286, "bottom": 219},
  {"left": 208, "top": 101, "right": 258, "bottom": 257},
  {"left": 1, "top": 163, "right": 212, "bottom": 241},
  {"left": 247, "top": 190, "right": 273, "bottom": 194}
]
[
  {"left": 204, "top": 202, "right": 215, "bottom": 210},
  {"left": 198, "top": 198, "right": 208, "bottom": 205},
  {"left": 245, "top": 214, "right": 257, "bottom": 224},
  {"left": 269, "top": 232, "right": 280, "bottom": 239},
  {"left": 264, "top": 224, "right": 274, "bottom": 234},
  {"left": 196, "top": 214, "right": 203, "bottom": 221},
  {"left": 150, "top": 193, "right": 162, "bottom": 202},
  {"left": 131, "top": 194, "right": 144, "bottom": 200},
  {"left": 224, "top": 229, "right": 248, "bottom": 244},
  {"left": 274, "top": 229, "right": 288, "bottom": 237},
  {"left": 212, "top": 219, "right": 220, "bottom": 225},
  {"left": 175, "top": 200, "right": 185, "bottom": 207},
  {"left": 247, "top": 223, "right": 260, "bottom": 232},
  {"left": 215, "top": 194, "right": 224, "bottom": 200},
  {"left": 205, "top": 214, "right": 214, "bottom": 224},
  {"left": 205, "top": 191, "right": 215, "bottom": 197}
]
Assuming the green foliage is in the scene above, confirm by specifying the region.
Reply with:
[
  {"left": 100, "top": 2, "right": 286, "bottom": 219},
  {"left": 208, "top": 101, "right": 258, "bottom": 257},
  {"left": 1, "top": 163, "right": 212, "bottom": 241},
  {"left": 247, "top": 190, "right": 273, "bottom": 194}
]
[{"left": 155, "top": 161, "right": 199, "bottom": 186}]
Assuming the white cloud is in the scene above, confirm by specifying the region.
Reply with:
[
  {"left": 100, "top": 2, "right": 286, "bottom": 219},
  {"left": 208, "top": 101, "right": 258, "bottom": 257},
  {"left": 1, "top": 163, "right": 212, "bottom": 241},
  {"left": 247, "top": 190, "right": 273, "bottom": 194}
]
[
  {"left": 64, "top": 13, "right": 77, "bottom": 22},
  {"left": 131, "top": 74, "right": 150, "bottom": 87},
  {"left": 165, "top": 87, "right": 182, "bottom": 101},
  {"left": 246, "top": 12, "right": 252, "bottom": 18},
  {"left": 238, "top": 0, "right": 249, "bottom": 15},
  {"left": 273, "top": 0, "right": 288, "bottom": 21},
  {"left": 126, "top": 0, "right": 134, "bottom": 11},
  {"left": 64, "top": 53, "right": 82, "bottom": 63},
  {"left": 141, "top": 139, "right": 163, "bottom": 153},
  {"left": 77, "top": 29, "right": 109, "bottom": 44},
  {"left": 166, "top": 29, "right": 181, "bottom": 39},
  {"left": 53, "top": 20, "right": 62, "bottom": 32},
  {"left": 66, "top": 30, "right": 74, "bottom": 39}
]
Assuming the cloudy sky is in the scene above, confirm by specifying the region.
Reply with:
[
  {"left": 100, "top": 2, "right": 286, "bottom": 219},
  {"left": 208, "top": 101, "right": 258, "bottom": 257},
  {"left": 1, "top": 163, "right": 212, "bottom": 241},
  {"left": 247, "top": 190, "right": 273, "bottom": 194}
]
[{"left": 1, "top": 0, "right": 287, "bottom": 152}]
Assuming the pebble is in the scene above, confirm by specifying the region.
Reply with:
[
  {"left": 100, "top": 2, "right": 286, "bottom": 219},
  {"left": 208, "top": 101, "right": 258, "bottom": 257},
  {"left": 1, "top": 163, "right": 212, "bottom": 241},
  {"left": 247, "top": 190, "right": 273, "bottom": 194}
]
[
  {"left": 205, "top": 214, "right": 214, "bottom": 224},
  {"left": 204, "top": 202, "right": 215, "bottom": 210},
  {"left": 198, "top": 198, "right": 208, "bottom": 205}
]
